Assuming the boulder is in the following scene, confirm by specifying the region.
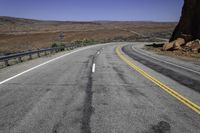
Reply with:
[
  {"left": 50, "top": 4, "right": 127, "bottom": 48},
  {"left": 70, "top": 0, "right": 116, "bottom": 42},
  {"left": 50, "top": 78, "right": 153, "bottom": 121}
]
[
  {"left": 162, "top": 38, "right": 185, "bottom": 51},
  {"left": 186, "top": 39, "right": 200, "bottom": 53},
  {"left": 162, "top": 42, "right": 174, "bottom": 51},
  {"left": 186, "top": 39, "right": 200, "bottom": 47},
  {"left": 173, "top": 38, "right": 185, "bottom": 50}
]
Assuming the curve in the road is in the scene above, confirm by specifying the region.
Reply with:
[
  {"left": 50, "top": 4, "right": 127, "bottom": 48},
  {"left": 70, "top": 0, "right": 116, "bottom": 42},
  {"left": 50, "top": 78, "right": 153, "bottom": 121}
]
[
  {"left": 122, "top": 45, "right": 200, "bottom": 94},
  {"left": 133, "top": 46, "right": 200, "bottom": 76},
  {"left": 116, "top": 46, "right": 200, "bottom": 115}
]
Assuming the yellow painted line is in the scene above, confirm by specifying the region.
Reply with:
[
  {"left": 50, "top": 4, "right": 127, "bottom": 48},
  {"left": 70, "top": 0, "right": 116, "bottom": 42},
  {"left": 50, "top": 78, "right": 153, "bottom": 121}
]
[{"left": 116, "top": 46, "right": 200, "bottom": 115}]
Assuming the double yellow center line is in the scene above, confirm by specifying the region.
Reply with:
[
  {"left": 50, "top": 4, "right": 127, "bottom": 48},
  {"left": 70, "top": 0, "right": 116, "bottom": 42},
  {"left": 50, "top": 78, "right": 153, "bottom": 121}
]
[{"left": 116, "top": 46, "right": 200, "bottom": 115}]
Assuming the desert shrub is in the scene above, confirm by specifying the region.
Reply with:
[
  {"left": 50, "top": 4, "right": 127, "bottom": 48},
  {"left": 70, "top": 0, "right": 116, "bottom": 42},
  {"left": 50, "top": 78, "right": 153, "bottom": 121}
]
[
  {"left": 70, "top": 38, "right": 111, "bottom": 47},
  {"left": 51, "top": 43, "right": 58, "bottom": 48},
  {"left": 59, "top": 43, "right": 65, "bottom": 47},
  {"left": 72, "top": 38, "right": 98, "bottom": 46},
  {"left": 51, "top": 42, "right": 65, "bottom": 48},
  {"left": 51, "top": 42, "right": 65, "bottom": 51}
]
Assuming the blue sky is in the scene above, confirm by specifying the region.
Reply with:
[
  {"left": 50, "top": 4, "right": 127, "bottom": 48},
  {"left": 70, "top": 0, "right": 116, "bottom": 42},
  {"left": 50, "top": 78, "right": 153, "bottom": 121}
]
[{"left": 0, "top": 0, "right": 183, "bottom": 21}]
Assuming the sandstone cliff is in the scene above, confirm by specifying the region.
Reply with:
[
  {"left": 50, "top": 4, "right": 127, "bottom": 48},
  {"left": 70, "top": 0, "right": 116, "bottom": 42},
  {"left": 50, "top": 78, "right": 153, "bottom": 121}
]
[
  {"left": 162, "top": 0, "right": 200, "bottom": 53},
  {"left": 170, "top": 0, "right": 200, "bottom": 42}
]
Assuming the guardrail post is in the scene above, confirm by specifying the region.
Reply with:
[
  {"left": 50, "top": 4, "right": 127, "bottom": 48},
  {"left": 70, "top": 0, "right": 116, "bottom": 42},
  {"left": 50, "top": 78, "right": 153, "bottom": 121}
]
[
  {"left": 50, "top": 50, "right": 53, "bottom": 54},
  {"left": 18, "top": 57, "right": 22, "bottom": 62},
  {"left": 29, "top": 54, "right": 32, "bottom": 60},
  {"left": 37, "top": 52, "right": 40, "bottom": 57},
  {"left": 4, "top": 60, "right": 9, "bottom": 66}
]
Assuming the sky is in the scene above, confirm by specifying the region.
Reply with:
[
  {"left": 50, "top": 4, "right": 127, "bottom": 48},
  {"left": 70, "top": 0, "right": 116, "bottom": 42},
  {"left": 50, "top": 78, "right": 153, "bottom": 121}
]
[{"left": 0, "top": 0, "right": 183, "bottom": 22}]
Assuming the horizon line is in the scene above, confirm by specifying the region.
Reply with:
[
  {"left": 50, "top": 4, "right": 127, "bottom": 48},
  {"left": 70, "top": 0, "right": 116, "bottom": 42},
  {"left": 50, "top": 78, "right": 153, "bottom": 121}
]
[{"left": 0, "top": 16, "right": 179, "bottom": 23}]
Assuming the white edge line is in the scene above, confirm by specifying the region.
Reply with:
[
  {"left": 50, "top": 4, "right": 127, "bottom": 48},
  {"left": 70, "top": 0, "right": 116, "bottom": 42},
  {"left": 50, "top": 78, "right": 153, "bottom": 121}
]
[
  {"left": 0, "top": 44, "right": 103, "bottom": 85},
  {"left": 132, "top": 46, "right": 200, "bottom": 75},
  {"left": 92, "top": 63, "right": 96, "bottom": 73}
]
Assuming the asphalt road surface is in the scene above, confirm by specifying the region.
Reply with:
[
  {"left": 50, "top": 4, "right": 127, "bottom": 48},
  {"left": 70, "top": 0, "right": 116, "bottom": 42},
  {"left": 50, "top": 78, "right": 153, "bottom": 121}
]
[{"left": 0, "top": 42, "right": 199, "bottom": 133}]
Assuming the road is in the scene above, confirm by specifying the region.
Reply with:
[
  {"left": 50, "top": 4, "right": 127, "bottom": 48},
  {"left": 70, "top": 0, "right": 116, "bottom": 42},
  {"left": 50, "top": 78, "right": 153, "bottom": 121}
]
[
  {"left": 0, "top": 42, "right": 199, "bottom": 133},
  {"left": 123, "top": 44, "right": 200, "bottom": 93}
]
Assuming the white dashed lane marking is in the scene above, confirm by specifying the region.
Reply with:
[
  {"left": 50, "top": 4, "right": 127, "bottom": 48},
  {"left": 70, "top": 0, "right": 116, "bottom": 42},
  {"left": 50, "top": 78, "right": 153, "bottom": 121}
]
[{"left": 92, "top": 63, "right": 96, "bottom": 73}]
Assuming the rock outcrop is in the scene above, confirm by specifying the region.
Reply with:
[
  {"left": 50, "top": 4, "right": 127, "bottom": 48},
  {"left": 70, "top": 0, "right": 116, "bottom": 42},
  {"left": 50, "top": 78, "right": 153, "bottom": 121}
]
[
  {"left": 170, "top": 0, "right": 200, "bottom": 41},
  {"left": 162, "top": 0, "right": 200, "bottom": 53}
]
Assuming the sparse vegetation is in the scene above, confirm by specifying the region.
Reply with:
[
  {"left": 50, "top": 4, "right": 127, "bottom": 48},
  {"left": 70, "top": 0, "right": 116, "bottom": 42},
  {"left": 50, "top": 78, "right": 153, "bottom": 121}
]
[
  {"left": 0, "top": 16, "right": 176, "bottom": 54},
  {"left": 72, "top": 38, "right": 105, "bottom": 46},
  {"left": 51, "top": 42, "right": 65, "bottom": 48}
]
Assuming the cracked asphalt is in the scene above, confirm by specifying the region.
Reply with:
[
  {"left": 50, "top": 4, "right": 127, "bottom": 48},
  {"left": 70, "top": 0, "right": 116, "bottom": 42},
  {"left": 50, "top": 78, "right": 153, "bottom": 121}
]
[{"left": 0, "top": 42, "right": 199, "bottom": 133}]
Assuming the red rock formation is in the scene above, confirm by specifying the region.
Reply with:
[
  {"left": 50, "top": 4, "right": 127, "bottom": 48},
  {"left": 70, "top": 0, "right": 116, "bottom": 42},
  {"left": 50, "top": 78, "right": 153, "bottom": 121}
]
[{"left": 170, "top": 0, "right": 200, "bottom": 42}]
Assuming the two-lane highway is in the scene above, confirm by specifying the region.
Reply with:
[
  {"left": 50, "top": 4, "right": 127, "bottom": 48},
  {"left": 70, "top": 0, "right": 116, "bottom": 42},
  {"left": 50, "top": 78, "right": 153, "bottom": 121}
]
[{"left": 0, "top": 43, "right": 199, "bottom": 133}]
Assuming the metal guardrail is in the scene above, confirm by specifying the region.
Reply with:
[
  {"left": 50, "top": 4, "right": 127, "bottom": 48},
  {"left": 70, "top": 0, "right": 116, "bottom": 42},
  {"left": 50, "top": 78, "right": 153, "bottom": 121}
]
[{"left": 0, "top": 43, "right": 85, "bottom": 67}]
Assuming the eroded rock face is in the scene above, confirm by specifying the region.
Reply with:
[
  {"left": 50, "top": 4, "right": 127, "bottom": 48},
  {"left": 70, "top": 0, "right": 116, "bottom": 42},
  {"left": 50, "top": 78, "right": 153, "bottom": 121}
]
[
  {"left": 163, "top": 0, "right": 200, "bottom": 53},
  {"left": 170, "top": 0, "right": 200, "bottom": 42}
]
